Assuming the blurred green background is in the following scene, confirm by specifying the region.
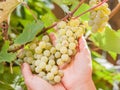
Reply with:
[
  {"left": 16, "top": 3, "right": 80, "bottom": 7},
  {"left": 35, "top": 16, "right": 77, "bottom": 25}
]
[{"left": 0, "top": 0, "right": 120, "bottom": 90}]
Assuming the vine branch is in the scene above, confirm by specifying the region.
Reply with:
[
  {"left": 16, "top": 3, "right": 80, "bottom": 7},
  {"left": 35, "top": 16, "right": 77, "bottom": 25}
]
[{"left": 37, "top": 0, "right": 86, "bottom": 36}]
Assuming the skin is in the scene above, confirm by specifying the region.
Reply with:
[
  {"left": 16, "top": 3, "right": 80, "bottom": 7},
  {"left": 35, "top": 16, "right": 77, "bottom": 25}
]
[{"left": 21, "top": 36, "right": 96, "bottom": 90}]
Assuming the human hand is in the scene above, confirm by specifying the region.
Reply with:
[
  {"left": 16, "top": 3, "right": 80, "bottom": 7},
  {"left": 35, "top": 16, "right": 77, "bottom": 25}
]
[
  {"left": 21, "top": 63, "right": 65, "bottom": 90},
  {"left": 61, "top": 36, "right": 96, "bottom": 90}
]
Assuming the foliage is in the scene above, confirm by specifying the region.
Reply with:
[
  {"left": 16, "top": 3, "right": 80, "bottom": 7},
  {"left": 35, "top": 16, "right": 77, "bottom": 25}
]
[{"left": 0, "top": 0, "right": 120, "bottom": 90}]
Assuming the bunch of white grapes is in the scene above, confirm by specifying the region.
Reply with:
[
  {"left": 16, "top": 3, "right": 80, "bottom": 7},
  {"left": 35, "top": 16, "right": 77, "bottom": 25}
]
[
  {"left": 88, "top": 0, "right": 111, "bottom": 32},
  {"left": 17, "top": 19, "right": 85, "bottom": 84}
]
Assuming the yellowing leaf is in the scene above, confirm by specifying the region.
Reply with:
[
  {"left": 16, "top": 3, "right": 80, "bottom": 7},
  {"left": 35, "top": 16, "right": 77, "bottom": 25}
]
[{"left": 0, "top": 0, "right": 22, "bottom": 23}]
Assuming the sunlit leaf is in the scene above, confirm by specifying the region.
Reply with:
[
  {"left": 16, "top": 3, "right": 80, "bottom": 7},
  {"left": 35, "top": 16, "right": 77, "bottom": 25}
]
[
  {"left": 0, "top": 0, "right": 22, "bottom": 23},
  {"left": 91, "top": 27, "right": 120, "bottom": 54}
]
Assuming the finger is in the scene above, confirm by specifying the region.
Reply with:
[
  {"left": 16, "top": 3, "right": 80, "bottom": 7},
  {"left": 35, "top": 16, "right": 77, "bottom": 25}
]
[
  {"left": 21, "top": 63, "right": 33, "bottom": 82},
  {"left": 49, "top": 33, "right": 56, "bottom": 46},
  {"left": 78, "top": 36, "right": 90, "bottom": 54}
]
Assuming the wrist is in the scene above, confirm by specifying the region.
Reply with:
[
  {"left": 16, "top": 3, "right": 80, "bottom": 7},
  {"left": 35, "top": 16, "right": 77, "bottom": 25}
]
[{"left": 68, "top": 79, "right": 96, "bottom": 90}]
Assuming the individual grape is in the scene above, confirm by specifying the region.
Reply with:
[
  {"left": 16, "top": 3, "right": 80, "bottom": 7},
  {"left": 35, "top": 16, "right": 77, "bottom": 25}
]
[
  {"left": 68, "top": 49, "right": 73, "bottom": 56},
  {"left": 50, "top": 47, "right": 56, "bottom": 54},
  {"left": 54, "top": 75, "right": 61, "bottom": 83},
  {"left": 49, "top": 55, "right": 55, "bottom": 60},
  {"left": 41, "top": 56, "right": 48, "bottom": 63},
  {"left": 60, "top": 46, "right": 68, "bottom": 54},
  {"left": 25, "top": 50, "right": 33, "bottom": 57},
  {"left": 46, "top": 43, "right": 52, "bottom": 49},
  {"left": 51, "top": 66, "right": 58, "bottom": 75},
  {"left": 61, "top": 40, "right": 69, "bottom": 47},
  {"left": 30, "top": 65, "right": 35, "bottom": 72},
  {"left": 55, "top": 43, "right": 62, "bottom": 50},
  {"left": 55, "top": 51, "right": 61, "bottom": 58},
  {"left": 39, "top": 41, "right": 46, "bottom": 49},
  {"left": 69, "top": 42, "right": 76, "bottom": 50},
  {"left": 38, "top": 61, "right": 46, "bottom": 69},
  {"left": 46, "top": 64, "right": 52, "bottom": 72},
  {"left": 58, "top": 70, "right": 64, "bottom": 77},
  {"left": 35, "top": 66, "right": 42, "bottom": 73},
  {"left": 57, "top": 58, "right": 64, "bottom": 66},
  {"left": 46, "top": 73, "right": 54, "bottom": 80},
  {"left": 68, "top": 37, "right": 75, "bottom": 42},
  {"left": 23, "top": 57, "right": 33, "bottom": 64},
  {"left": 42, "top": 35, "right": 50, "bottom": 42},
  {"left": 48, "top": 59, "right": 55, "bottom": 66},
  {"left": 35, "top": 60, "right": 41, "bottom": 66},
  {"left": 9, "top": 33, "right": 16, "bottom": 39},
  {"left": 43, "top": 50, "right": 51, "bottom": 57},
  {"left": 66, "top": 30, "right": 73, "bottom": 37},
  {"left": 61, "top": 54, "right": 70, "bottom": 62},
  {"left": 75, "top": 29, "right": 84, "bottom": 38},
  {"left": 29, "top": 43, "right": 37, "bottom": 50},
  {"left": 35, "top": 47, "right": 42, "bottom": 54},
  {"left": 38, "top": 71, "right": 46, "bottom": 77},
  {"left": 17, "top": 50, "right": 25, "bottom": 59}
]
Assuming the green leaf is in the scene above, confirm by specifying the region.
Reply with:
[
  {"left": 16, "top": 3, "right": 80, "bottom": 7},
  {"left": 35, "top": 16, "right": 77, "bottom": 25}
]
[
  {"left": 0, "top": 41, "right": 16, "bottom": 63},
  {"left": 91, "top": 27, "right": 120, "bottom": 54},
  {"left": 14, "top": 21, "right": 44, "bottom": 44}
]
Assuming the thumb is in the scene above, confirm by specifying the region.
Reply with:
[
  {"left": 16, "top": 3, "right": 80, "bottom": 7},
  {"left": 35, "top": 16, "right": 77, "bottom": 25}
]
[
  {"left": 21, "top": 63, "right": 33, "bottom": 83},
  {"left": 78, "top": 36, "right": 90, "bottom": 54}
]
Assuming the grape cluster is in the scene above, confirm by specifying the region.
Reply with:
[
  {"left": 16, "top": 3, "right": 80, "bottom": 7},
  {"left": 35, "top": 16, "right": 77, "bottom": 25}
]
[
  {"left": 17, "top": 19, "right": 85, "bottom": 84},
  {"left": 88, "top": 0, "right": 111, "bottom": 32}
]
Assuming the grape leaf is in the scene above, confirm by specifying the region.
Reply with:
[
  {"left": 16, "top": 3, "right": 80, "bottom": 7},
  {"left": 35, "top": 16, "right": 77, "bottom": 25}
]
[
  {"left": 91, "top": 27, "right": 120, "bottom": 54},
  {"left": 0, "top": 41, "right": 16, "bottom": 63},
  {"left": 14, "top": 21, "right": 44, "bottom": 44},
  {"left": 0, "top": 0, "right": 22, "bottom": 23}
]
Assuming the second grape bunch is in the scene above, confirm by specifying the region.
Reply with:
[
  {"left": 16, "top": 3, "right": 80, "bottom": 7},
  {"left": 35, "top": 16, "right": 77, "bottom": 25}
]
[{"left": 17, "top": 19, "right": 85, "bottom": 84}]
